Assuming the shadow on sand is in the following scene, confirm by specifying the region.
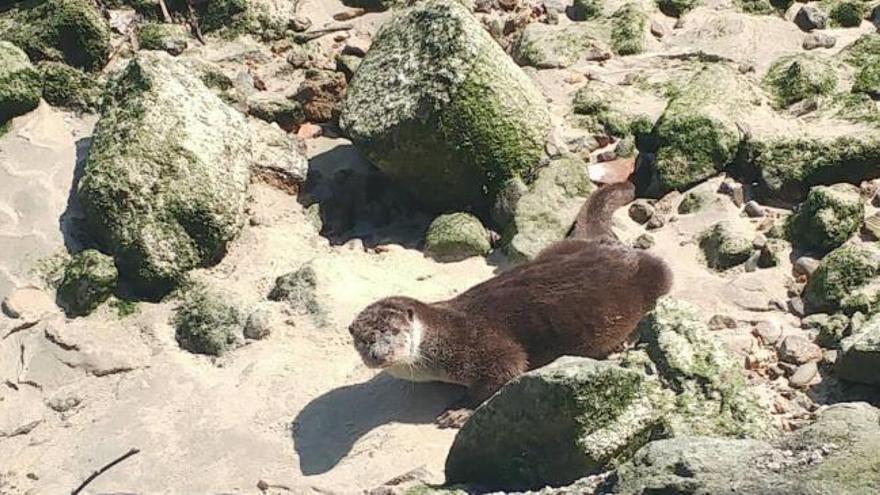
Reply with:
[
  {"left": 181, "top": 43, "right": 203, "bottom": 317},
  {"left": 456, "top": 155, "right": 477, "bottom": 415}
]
[
  {"left": 292, "top": 372, "right": 464, "bottom": 475},
  {"left": 58, "top": 136, "right": 92, "bottom": 253}
]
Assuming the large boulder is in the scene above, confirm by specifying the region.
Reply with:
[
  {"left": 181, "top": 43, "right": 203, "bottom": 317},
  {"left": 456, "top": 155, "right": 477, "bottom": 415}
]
[
  {"left": 762, "top": 54, "right": 842, "bottom": 109},
  {"left": 837, "top": 313, "right": 880, "bottom": 385},
  {"left": 502, "top": 155, "right": 593, "bottom": 261},
  {"left": 445, "top": 357, "right": 663, "bottom": 492},
  {"left": 0, "top": 41, "right": 40, "bottom": 123},
  {"left": 78, "top": 52, "right": 264, "bottom": 297},
  {"left": 339, "top": 0, "right": 552, "bottom": 212},
  {"left": 786, "top": 184, "right": 864, "bottom": 254},
  {"left": 803, "top": 244, "right": 880, "bottom": 315}
]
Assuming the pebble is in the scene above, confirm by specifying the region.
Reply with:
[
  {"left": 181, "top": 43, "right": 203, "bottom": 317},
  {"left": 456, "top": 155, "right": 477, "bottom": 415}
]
[
  {"left": 289, "top": 15, "right": 312, "bottom": 32},
  {"left": 596, "top": 150, "right": 616, "bottom": 162},
  {"left": 822, "top": 349, "right": 838, "bottom": 365},
  {"left": 744, "top": 200, "right": 765, "bottom": 218},
  {"left": 343, "top": 238, "right": 366, "bottom": 252},
  {"left": 778, "top": 334, "right": 823, "bottom": 364},
  {"left": 789, "top": 361, "right": 818, "bottom": 389},
  {"left": 650, "top": 19, "right": 668, "bottom": 38},
  {"left": 794, "top": 5, "right": 828, "bottom": 31},
  {"left": 628, "top": 201, "right": 655, "bottom": 224},
  {"left": 646, "top": 215, "right": 665, "bottom": 230},
  {"left": 244, "top": 308, "right": 272, "bottom": 340},
  {"left": 633, "top": 234, "right": 654, "bottom": 249},
  {"left": 718, "top": 179, "right": 745, "bottom": 207},
  {"left": 862, "top": 212, "right": 880, "bottom": 241},
  {"left": 754, "top": 320, "right": 783, "bottom": 345},
  {"left": 745, "top": 252, "right": 760, "bottom": 272},
  {"left": 793, "top": 256, "right": 820, "bottom": 278},
  {"left": 802, "top": 32, "right": 836, "bottom": 50}
]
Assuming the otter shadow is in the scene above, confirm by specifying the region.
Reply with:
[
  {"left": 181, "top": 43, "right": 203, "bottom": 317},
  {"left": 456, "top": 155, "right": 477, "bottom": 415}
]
[
  {"left": 59, "top": 137, "right": 94, "bottom": 253},
  {"left": 292, "top": 372, "right": 464, "bottom": 475}
]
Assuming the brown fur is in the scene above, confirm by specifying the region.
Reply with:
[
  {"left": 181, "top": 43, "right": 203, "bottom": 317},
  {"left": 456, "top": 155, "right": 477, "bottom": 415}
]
[{"left": 348, "top": 181, "right": 672, "bottom": 426}]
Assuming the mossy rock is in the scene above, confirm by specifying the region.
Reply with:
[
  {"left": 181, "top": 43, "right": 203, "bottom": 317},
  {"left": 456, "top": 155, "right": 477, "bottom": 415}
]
[
  {"left": 634, "top": 297, "right": 777, "bottom": 439},
  {"left": 56, "top": 249, "right": 118, "bottom": 317},
  {"left": 137, "top": 22, "right": 189, "bottom": 56},
  {"left": 173, "top": 288, "right": 241, "bottom": 356},
  {"left": 445, "top": 357, "right": 663, "bottom": 491},
  {"left": 570, "top": 0, "right": 604, "bottom": 20},
  {"left": 77, "top": 52, "right": 252, "bottom": 298},
  {"left": 0, "top": 0, "right": 111, "bottom": 71},
  {"left": 853, "top": 64, "right": 880, "bottom": 97},
  {"left": 699, "top": 222, "right": 753, "bottom": 270},
  {"left": 677, "top": 189, "right": 713, "bottom": 214},
  {"left": 268, "top": 263, "right": 328, "bottom": 326},
  {"left": 512, "top": 22, "right": 611, "bottom": 69},
  {"left": 653, "top": 64, "right": 753, "bottom": 193},
  {"left": 424, "top": 213, "right": 490, "bottom": 262},
  {"left": 843, "top": 34, "right": 880, "bottom": 97},
  {"left": 837, "top": 313, "right": 880, "bottom": 385},
  {"left": 803, "top": 244, "right": 880, "bottom": 315},
  {"left": 247, "top": 94, "right": 304, "bottom": 131},
  {"left": 0, "top": 41, "right": 40, "bottom": 123},
  {"left": 805, "top": 312, "right": 850, "bottom": 348},
  {"left": 828, "top": 0, "right": 867, "bottom": 27},
  {"left": 611, "top": 3, "right": 647, "bottom": 56},
  {"left": 502, "top": 155, "right": 593, "bottom": 261},
  {"left": 571, "top": 80, "right": 657, "bottom": 142},
  {"left": 657, "top": 0, "right": 700, "bottom": 17},
  {"left": 37, "top": 61, "right": 102, "bottom": 112},
  {"left": 786, "top": 184, "right": 864, "bottom": 254},
  {"left": 763, "top": 54, "right": 840, "bottom": 108},
  {"left": 339, "top": 0, "right": 551, "bottom": 212}
]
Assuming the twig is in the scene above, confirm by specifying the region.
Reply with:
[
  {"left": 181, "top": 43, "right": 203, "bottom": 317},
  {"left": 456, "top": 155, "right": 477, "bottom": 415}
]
[
  {"left": 186, "top": 0, "right": 206, "bottom": 45},
  {"left": 157, "top": 0, "right": 173, "bottom": 23},
  {"left": 293, "top": 25, "right": 353, "bottom": 43},
  {"left": 71, "top": 448, "right": 140, "bottom": 495}
]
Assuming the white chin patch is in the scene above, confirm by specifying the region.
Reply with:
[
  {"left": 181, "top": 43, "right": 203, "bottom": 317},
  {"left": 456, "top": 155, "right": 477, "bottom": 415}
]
[{"left": 408, "top": 317, "right": 423, "bottom": 362}]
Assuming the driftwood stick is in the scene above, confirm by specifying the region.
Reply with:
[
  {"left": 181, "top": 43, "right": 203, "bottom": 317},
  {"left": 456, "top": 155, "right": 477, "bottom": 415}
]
[
  {"left": 186, "top": 0, "right": 206, "bottom": 45},
  {"left": 157, "top": 0, "right": 173, "bottom": 23},
  {"left": 71, "top": 448, "right": 141, "bottom": 495}
]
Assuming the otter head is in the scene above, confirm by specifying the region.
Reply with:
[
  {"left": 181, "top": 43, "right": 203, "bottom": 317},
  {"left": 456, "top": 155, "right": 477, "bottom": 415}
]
[{"left": 348, "top": 296, "right": 424, "bottom": 369}]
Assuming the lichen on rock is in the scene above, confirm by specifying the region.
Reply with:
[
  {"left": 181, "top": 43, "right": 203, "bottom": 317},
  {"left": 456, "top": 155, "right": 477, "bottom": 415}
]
[
  {"left": 77, "top": 52, "right": 254, "bottom": 297},
  {"left": 0, "top": 41, "right": 40, "bottom": 123},
  {"left": 137, "top": 22, "right": 189, "bottom": 56},
  {"left": 173, "top": 286, "right": 242, "bottom": 356},
  {"left": 786, "top": 184, "right": 864, "bottom": 254},
  {"left": 339, "top": 0, "right": 551, "bottom": 211},
  {"left": 37, "top": 61, "right": 103, "bottom": 112},
  {"left": 512, "top": 22, "right": 610, "bottom": 69},
  {"left": 837, "top": 313, "right": 880, "bottom": 385},
  {"left": 56, "top": 249, "right": 118, "bottom": 317},
  {"left": 762, "top": 53, "right": 840, "bottom": 108},
  {"left": 699, "top": 222, "right": 754, "bottom": 271},
  {"left": 656, "top": 0, "right": 700, "bottom": 17},
  {"left": 571, "top": 80, "right": 657, "bottom": 143},
  {"left": 803, "top": 243, "right": 880, "bottom": 315},
  {"left": 611, "top": 3, "right": 647, "bottom": 56},
  {"left": 424, "top": 213, "right": 491, "bottom": 262}
]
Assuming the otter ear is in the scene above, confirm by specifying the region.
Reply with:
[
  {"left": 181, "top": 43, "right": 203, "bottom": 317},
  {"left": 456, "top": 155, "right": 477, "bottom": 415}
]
[{"left": 406, "top": 308, "right": 415, "bottom": 321}]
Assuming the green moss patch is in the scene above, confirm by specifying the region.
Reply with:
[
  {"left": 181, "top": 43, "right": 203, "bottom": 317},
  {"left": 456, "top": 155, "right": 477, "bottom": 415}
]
[
  {"left": 699, "top": 222, "right": 753, "bottom": 270},
  {"left": 611, "top": 3, "right": 647, "bottom": 56},
  {"left": 173, "top": 287, "right": 241, "bottom": 356},
  {"left": 828, "top": 0, "right": 867, "bottom": 27},
  {"left": 38, "top": 61, "right": 102, "bottom": 112},
  {"left": 803, "top": 244, "right": 880, "bottom": 315},
  {"left": 763, "top": 54, "right": 839, "bottom": 108},
  {"left": 786, "top": 184, "right": 864, "bottom": 254},
  {"left": 56, "top": 249, "right": 118, "bottom": 317},
  {"left": 424, "top": 213, "right": 490, "bottom": 262},
  {"left": 0, "top": 41, "right": 40, "bottom": 123}
]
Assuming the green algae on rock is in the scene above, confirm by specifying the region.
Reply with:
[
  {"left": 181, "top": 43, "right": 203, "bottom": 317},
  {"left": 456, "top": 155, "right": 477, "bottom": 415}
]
[
  {"left": 571, "top": 80, "right": 656, "bottom": 142},
  {"left": 37, "top": 61, "right": 102, "bottom": 112},
  {"left": 424, "top": 213, "right": 491, "bottom": 262},
  {"left": 786, "top": 184, "right": 864, "bottom": 254},
  {"left": 77, "top": 52, "right": 253, "bottom": 297},
  {"left": 0, "top": 41, "right": 40, "bottom": 123},
  {"left": 611, "top": 3, "right": 647, "bottom": 56},
  {"left": 445, "top": 357, "right": 663, "bottom": 491},
  {"left": 828, "top": 0, "right": 867, "bottom": 27},
  {"left": 173, "top": 287, "right": 241, "bottom": 356},
  {"left": 0, "top": 0, "right": 111, "bottom": 71},
  {"left": 137, "top": 22, "right": 189, "bottom": 56},
  {"left": 570, "top": 0, "right": 604, "bottom": 20},
  {"left": 56, "top": 249, "right": 118, "bottom": 317},
  {"left": 837, "top": 313, "right": 880, "bottom": 385},
  {"left": 339, "top": 0, "right": 551, "bottom": 211},
  {"left": 699, "top": 222, "right": 753, "bottom": 271},
  {"left": 502, "top": 155, "right": 593, "bottom": 261},
  {"left": 763, "top": 54, "right": 840, "bottom": 108},
  {"left": 803, "top": 243, "right": 880, "bottom": 315},
  {"left": 512, "top": 22, "right": 611, "bottom": 69},
  {"left": 656, "top": 0, "right": 700, "bottom": 17}
]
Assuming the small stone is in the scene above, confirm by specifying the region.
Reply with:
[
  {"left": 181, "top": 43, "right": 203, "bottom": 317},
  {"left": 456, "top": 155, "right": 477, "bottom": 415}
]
[
  {"left": 596, "top": 151, "right": 616, "bottom": 162},
  {"left": 823, "top": 349, "right": 838, "bottom": 364},
  {"left": 289, "top": 15, "right": 312, "bottom": 32},
  {"left": 744, "top": 252, "right": 760, "bottom": 272},
  {"left": 744, "top": 200, "right": 766, "bottom": 218},
  {"left": 718, "top": 180, "right": 745, "bottom": 207},
  {"left": 758, "top": 239, "right": 787, "bottom": 269},
  {"left": 46, "top": 396, "right": 82, "bottom": 413},
  {"left": 793, "top": 256, "right": 821, "bottom": 278},
  {"left": 343, "top": 238, "right": 365, "bottom": 252},
  {"left": 788, "top": 297, "right": 806, "bottom": 318},
  {"left": 753, "top": 234, "right": 768, "bottom": 250},
  {"left": 650, "top": 19, "right": 667, "bottom": 38},
  {"left": 778, "top": 334, "right": 823, "bottom": 364},
  {"left": 588, "top": 157, "right": 635, "bottom": 184},
  {"left": 634, "top": 233, "right": 654, "bottom": 250},
  {"left": 788, "top": 361, "right": 818, "bottom": 388},
  {"left": 333, "top": 9, "right": 366, "bottom": 21},
  {"left": 754, "top": 320, "right": 783, "bottom": 345},
  {"left": 244, "top": 308, "right": 272, "bottom": 340},
  {"left": 2, "top": 287, "right": 55, "bottom": 320},
  {"left": 708, "top": 314, "right": 738, "bottom": 331},
  {"left": 862, "top": 212, "right": 880, "bottom": 241},
  {"left": 795, "top": 5, "right": 829, "bottom": 31},
  {"left": 296, "top": 122, "right": 323, "bottom": 139},
  {"left": 851, "top": 311, "right": 867, "bottom": 333},
  {"left": 475, "top": 0, "right": 494, "bottom": 13},
  {"left": 628, "top": 201, "right": 655, "bottom": 224},
  {"left": 802, "top": 32, "right": 836, "bottom": 50},
  {"left": 342, "top": 37, "right": 372, "bottom": 57},
  {"left": 646, "top": 215, "right": 665, "bottom": 230},
  {"left": 57, "top": 250, "right": 118, "bottom": 318},
  {"left": 545, "top": 8, "right": 560, "bottom": 24},
  {"left": 699, "top": 222, "right": 752, "bottom": 270},
  {"left": 424, "top": 213, "right": 491, "bottom": 262},
  {"left": 257, "top": 479, "right": 270, "bottom": 491}
]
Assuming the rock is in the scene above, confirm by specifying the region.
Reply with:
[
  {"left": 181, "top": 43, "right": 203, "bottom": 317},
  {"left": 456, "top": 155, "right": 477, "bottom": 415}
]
[
  {"left": 778, "top": 334, "right": 822, "bottom": 364},
  {"left": 424, "top": 213, "right": 491, "bottom": 262},
  {"left": 634, "top": 298, "right": 775, "bottom": 439},
  {"left": 512, "top": 23, "right": 611, "bottom": 69},
  {"left": 78, "top": 52, "right": 255, "bottom": 297},
  {"left": 0, "top": 0, "right": 111, "bottom": 71},
  {"left": 788, "top": 296, "right": 806, "bottom": 317},
  {"left": 137, "top": 22, "right": 189, "bottom": 55},
  {"left": 247, "top": 94, "right": 305, "bottom": 131},
  {"left": 744, "top": 200, "right": 765, "bottom": 217},
  {"left": 763, "top": 53, "right": 840, "bottom": 109},
  {"left": 699, "top": 222, "right": 753, "bottom": 271},
  {"left": 794, "top": 5, "right": 829, "bottom": 31},
  {"left": 757, "top": 239, "right": 787, "bottom": 268},
  {"left": 677, "top": 190, "right": 713, "bottom": 214},
  {"left": 657, "top": 0, "right": 698, "bottom": 17},
  {"left": 646, "top": 215, "right": 665, "bottom": 230},
  {"left": 37, "top": 61, "right": 102, "bottom": 112},
  {"left": 633, "top": 233, "right": 654, "bottom": 249},
  {"left": 789, "top": 361, "right": 819, "bottom": 388},
  {"left": 628, "top": 201, "right": 654, "bottom": 224},
  {"left": 293, "top": 69, "right": 346, "bottom": 124},
  {"left": 339, "top": 0, "right": 552, "bottom": 212},
  {"left": 268, "top": 263, "right": 328, "bottom": 326},
  {"left": 568, "top": 0, "right": 602, "bottom": 21},
  {"left": 572, "top": 81, "right": 657, "bottom": 141},
  {"left": 837, "top": 313, "right": 880, "bottom": 385},
  {"left": 793, "top": 255, "right": 821, "bottom": 278},
  {"left": 342, "top": 36, "right": 371, "bottom": 57},
  {"left": 708, "top": 314, "right": 738, "bottom": 331},
  {"left": 503, "top": 155, "right": 593, "bottom": 261},
  {"left": 250, "top": 118, "right": 309, "bottom": 186},
  {"left": 588, "top": 158, "right": 636, "bottom": 185},
  {"left": 650, "top": 19, "right": 667, "bottom": 38},
  {"left": 611, "top": 3, "right": 647, "bottom": 56},
  {"left": 804, "top": 313, "right": 849, "bottom": 348},
  {"left": 753, "top": 320, "right": 783, "bottom": 345},
  {"left": 445, "top": 356, "right": 663, "bottom": 491},
  {"left": 1, "top": 287, "right": 55, "bottom": 320},
  {"left": 173, "top": 288, "right": 242, "bottom": 356},
  {"left": 845, "top": 34, "right": 880, "bottom": 100},
  {"left": 786, "top": 184, "right": 864, "bottom": 254},
  {"left": 244, "top": 307, "right": 272, "bottom": 340},
  {"left": 802, "top": 32, "right": 836, "bottom": 50},
  {"left": 829, "top": 0, "right": 866, "bottom": 27},
  {"left": 718, "top": 179, "right": 745, "bottom": 207},
  {"left": 0, "top": 41, "right": 40, "bottom": 123},
  {"left": 803, "top": 244, "right": 880, "bottom": 315},
  {"left": 863, "top": 212, "right": 880, "bottom": 240},
  {"left": 336, "top": 53, "right": 362, "bottom": 81},
  {"left": 56, "top": 250, "right": 118, "bottom": 318}
]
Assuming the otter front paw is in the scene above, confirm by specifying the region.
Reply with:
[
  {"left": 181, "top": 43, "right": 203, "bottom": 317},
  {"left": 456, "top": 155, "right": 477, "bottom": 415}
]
[{"left": 436, "top": 408, "right": 474, "bottom": 429}]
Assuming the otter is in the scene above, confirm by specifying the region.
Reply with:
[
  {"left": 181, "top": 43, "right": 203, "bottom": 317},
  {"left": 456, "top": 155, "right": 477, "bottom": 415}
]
[{"left": 348, "top": 182, "right": 672, "bottom": 428}]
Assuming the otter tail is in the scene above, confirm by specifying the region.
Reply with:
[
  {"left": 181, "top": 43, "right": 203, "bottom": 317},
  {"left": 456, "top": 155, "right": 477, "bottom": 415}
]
[{"left": 568, "top": 181, "right": 636, "bottom": 242}]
